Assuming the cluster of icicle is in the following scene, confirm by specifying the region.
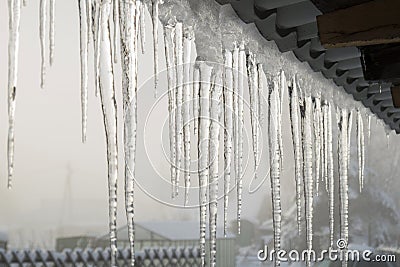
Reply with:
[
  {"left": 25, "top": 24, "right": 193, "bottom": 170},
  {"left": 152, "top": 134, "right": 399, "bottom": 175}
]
[
  {"left": 6, "top": 0, "right": 369, "bottom": 266},
  {"left": 7, "top": 0, "right": 163, "bottom": 266},
  {"left": 7, "top": 0, "right": 55, "bottom": 189},
  {"left": 288, "top": 76, "right": 366, "bottom": 267}
]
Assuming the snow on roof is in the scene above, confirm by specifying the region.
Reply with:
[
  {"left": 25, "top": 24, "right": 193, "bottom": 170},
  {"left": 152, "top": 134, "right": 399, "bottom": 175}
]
[{"left": 107, "top": 221, "right": 236, "bottom": 241}]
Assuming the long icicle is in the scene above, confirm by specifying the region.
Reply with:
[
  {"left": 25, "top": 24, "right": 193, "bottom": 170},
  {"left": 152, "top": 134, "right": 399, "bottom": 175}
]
[
  {"left": 151, "top": 0, "right": 160, "bottom": 96},
  {"left": 119, "top": 0, "right": 137, "bottom": 265},
  {"left": 78, "top": 0, "right": 89, "bottom": 143},
  {"left": 209, "top": 67, "right": 223, "bottom": 267},
  {"left": 237, "top": 43, "right": 245, "bottom": 234},
  {"left": 313, "top": 97, "right": 321, "bottom": 196},
  {"left": 338, "top": 108, "right": 350, "bottom": 267},
  {"left": 193, "top": 65, "right": 200, "bottom": 136},
  {"left": 7, "top": 0, "right": 22, "bottom": 189},
  {"left": 139, "top": 0, "right": 145, "bottom": 54},
  {"left": 288, "top": 76, "right": 302, "bottom": 234},
  {"left": 183, "top": 27, "right": 193, "bottom": 205},
  {"left": 232, "top": 45, "right": 239, "bottom": 231},
  {"left": 49, "top": 0, "right": 55, "bottom": 65},
  {"left": 39, "top": 0, "right": 47, "bottom": 88},
  {"left": 269, "top": 75, "right": 282, "bottom": 267},
  {"left": 94, "top": 0, "right": 102, "bottom": 96},
  {"left": 164, "top": 24, "right": 177, "bottom": 198},
  {"left": 303, "top": 95, "right": 314, "bottom": 267},
  {"left": 257, "top": 64, "right": 264, "bottom": 126},
  {"left": 326, "top": 103, "right": 335, "bottom": 248},
  {"left": 113, "top": 0, "right": 119, "bottom": 63},
  {"left": 223, "top": 49, "right": 233, "bottom": 237},
  {"left": 174, "top": 22, "right": 183, "bottom": 197},
  {"left": 198, "top": 60, "right": 213, "bottom": 267},
  {"left": 357, "top": 110, "right": 365, "bottom": 192},
  {"left": 98, "top": 1, "right": 118, "bottom": 265},
  {"left": 246, "top": 52, "right": 260, "bottom": 183}
]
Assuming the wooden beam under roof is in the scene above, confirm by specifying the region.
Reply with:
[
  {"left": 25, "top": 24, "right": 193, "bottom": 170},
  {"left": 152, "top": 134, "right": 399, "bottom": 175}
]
[{"left": 316, "top": 0, "right": 400, "bottom": 48}]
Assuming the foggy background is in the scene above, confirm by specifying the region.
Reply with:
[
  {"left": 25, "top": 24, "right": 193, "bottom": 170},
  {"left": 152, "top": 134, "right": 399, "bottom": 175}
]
[{"left": 0, "top": 0, "right": 399, "bottom": 251}]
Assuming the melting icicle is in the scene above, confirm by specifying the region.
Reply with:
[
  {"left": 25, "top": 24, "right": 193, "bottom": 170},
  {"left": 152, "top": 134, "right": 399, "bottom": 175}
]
[
  {"left": 326, "top": 103, "right": 335, "bottom": 247},
  {"left": 269, "top": 75, "right": 282, "bottom": 267},
  {"left": 119, "top": 0, "right": 138, "bottom": 265},
  {"left": 223, "top": 49, "right": 233, "bottom": 237},
  {"left": 94, "top": 0, "right": 101, "bottom": 97},
  {"left": 198, "top": 61, "right": 213, "bottom": 267},
  {"left": 338, "top": 108, "right": 350, "bottom": 267},
  {"left": 232, "top": 46, "right": 239, "bottom": 225},
  {"left": 7, "top": 0, "right": 22, "bottom": 189},
  {"left": 277, "top": 70, "right": 286, "bottom": 166},
  {"left": 193, "top": 66, "right": 200, "bottom": 136},
  {"left": 49, "top": 0, "right": 55, "bottom": 65},
  {"left": 164, "top": 24, "right": 177, "bottom": 198},
  {"left": 313, "top": 97, "right": 321, "bottom": 196},
  {"left": 39, "top": 0, "right": 47, "bottom": 88},
  {"left": 236, "top": 43, "right": 246, "bottom": 234},
  {"left": 303, "top": 95, "right": 314, "bottom": 267},
  {"left": 209, "top": 68, "right": 223, "bottom": 267},
  {"left": 78, "top": 0, "right": 89, "bottom": 143},
  {"left": 288, "top": 76, "right": 302, "bottom": 234},
  {"left": 183, "top": 28, "right": 193, "bottom": 205},
  {"left": 151, "top": 0, "right": 161, "bottom": 95},
  {"left": 174, "top": 22, "right": 183, "bottom": 197},
  {"left": 367, "top": 114, "right": 371, "bottom": 144},
  {"left": 139, "top": 0, "right": 145, "bottom": 54},
  {"left": 98, "top": 1, "right": 118, "bottom": 265},
  {"left": 112, "top": 0, "right": 119, "bottom": 63},
  {"left": 347, "top": 110, "right": 353, "bottom": 168},
  {"left": 357, "top": 110, "right": 365, "bottom": 192},
  {"left": 246, "top": 52, "right": 260, "bottom": 182},
  {"left": 257, "top": 64, "right": 264, "bottom": 125}
]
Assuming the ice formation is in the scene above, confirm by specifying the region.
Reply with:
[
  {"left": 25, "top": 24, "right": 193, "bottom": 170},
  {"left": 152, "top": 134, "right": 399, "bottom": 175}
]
[{"left": 5, "top": 0, "right": 395, "bottom": 266}]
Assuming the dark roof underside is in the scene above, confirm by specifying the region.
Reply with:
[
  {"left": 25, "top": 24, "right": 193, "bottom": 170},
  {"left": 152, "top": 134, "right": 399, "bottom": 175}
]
[{"left": 216, "top": 0, "right": 400, "bottom": 133}]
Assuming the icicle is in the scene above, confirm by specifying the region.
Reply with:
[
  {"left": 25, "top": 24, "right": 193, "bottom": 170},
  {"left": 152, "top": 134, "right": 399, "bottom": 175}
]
[
  {"left": 313, "top": 97, "right": 321, "bottom": 196},
  {"left": 303, "top": 95, "right": 314, "bottom": 267},
  {"left": 119, "top": 1, "right": 138, "bottom": 265},
  {"left": 183, "top": 27, "right": 193, "bottom": 205},
  {"left": 367, "top": 114, "right": 371, "bottom": 144},
  {"left": 338, "top": 108, "right": 350, "bottom": 267},
  {"left": 49, "top": 0, "right": 55, "bottom": 65},
  {"left": 139, "top": 0, "right": 145, "bottom": 54},
  {"left": 277, "top": 70, "right": 286, "bottom": 166},
  {"left": 326, "top": 103, "right": 335, "bottom": 248},
  {"left": 357, "top": 110, "right": 365, "bottom": 192},
  {"left": 246, "top": 52, "right": 260, "bottom": 182},
  {"left": 236, "top": 43, "right": 246, "bottom": 234},
  {"left": 257, "top": 63, "right": 264, "bottom": 125},
  {"left": 164, "top": 24, "right": 177, "bottom": 198},
  {"left": 223, "top": 49, "right": 234, "bottom": 237},
  {"left": 288, "top": 76, "right": 302, "bottom": 234},
  {"left": 209, "top": 67, "right": 223, "bottom": 267},
  {"left": 78, "top": 0, "right": 89, "bottom": 143},
  {"left": 386, "top": 131, "right": 390, "bottom": 149},
  {"left": 94, "top": 0, "right": 101, "bottom": 97},
  {"left": 7, "top": 0, "right": 22, "bottom": 189},
  {"left": 39, "top": 0, "right": 47, "bottom": 88},
  {"left": 193, "top": 66, "right": 200, "bottom": 136},
  {"left": 347, "top": 110, "right": 353, "bottom": 168},
  {"left": 151, "top": 0, "right": 161, "bottom": 96},
  {"left": 269, "top": 75, "right": 282, "bottom": 267},
  {"left": 174, "top": 22, "right": 183, "bottom": 197},
  {"left": 198, "top": 60, "right": 213, "bottom": 267},
  {"left": 98, "top": 1, "right": 118, "bottom": 265},
  {"left": 232, "top": 45, "right": 239, "bottom": 220},
  {"left": 112, "top": 0, "right": 119, "bottom": 63},
  {"left": 87, "top": 0, "right": 92, "bottom": 42}
]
